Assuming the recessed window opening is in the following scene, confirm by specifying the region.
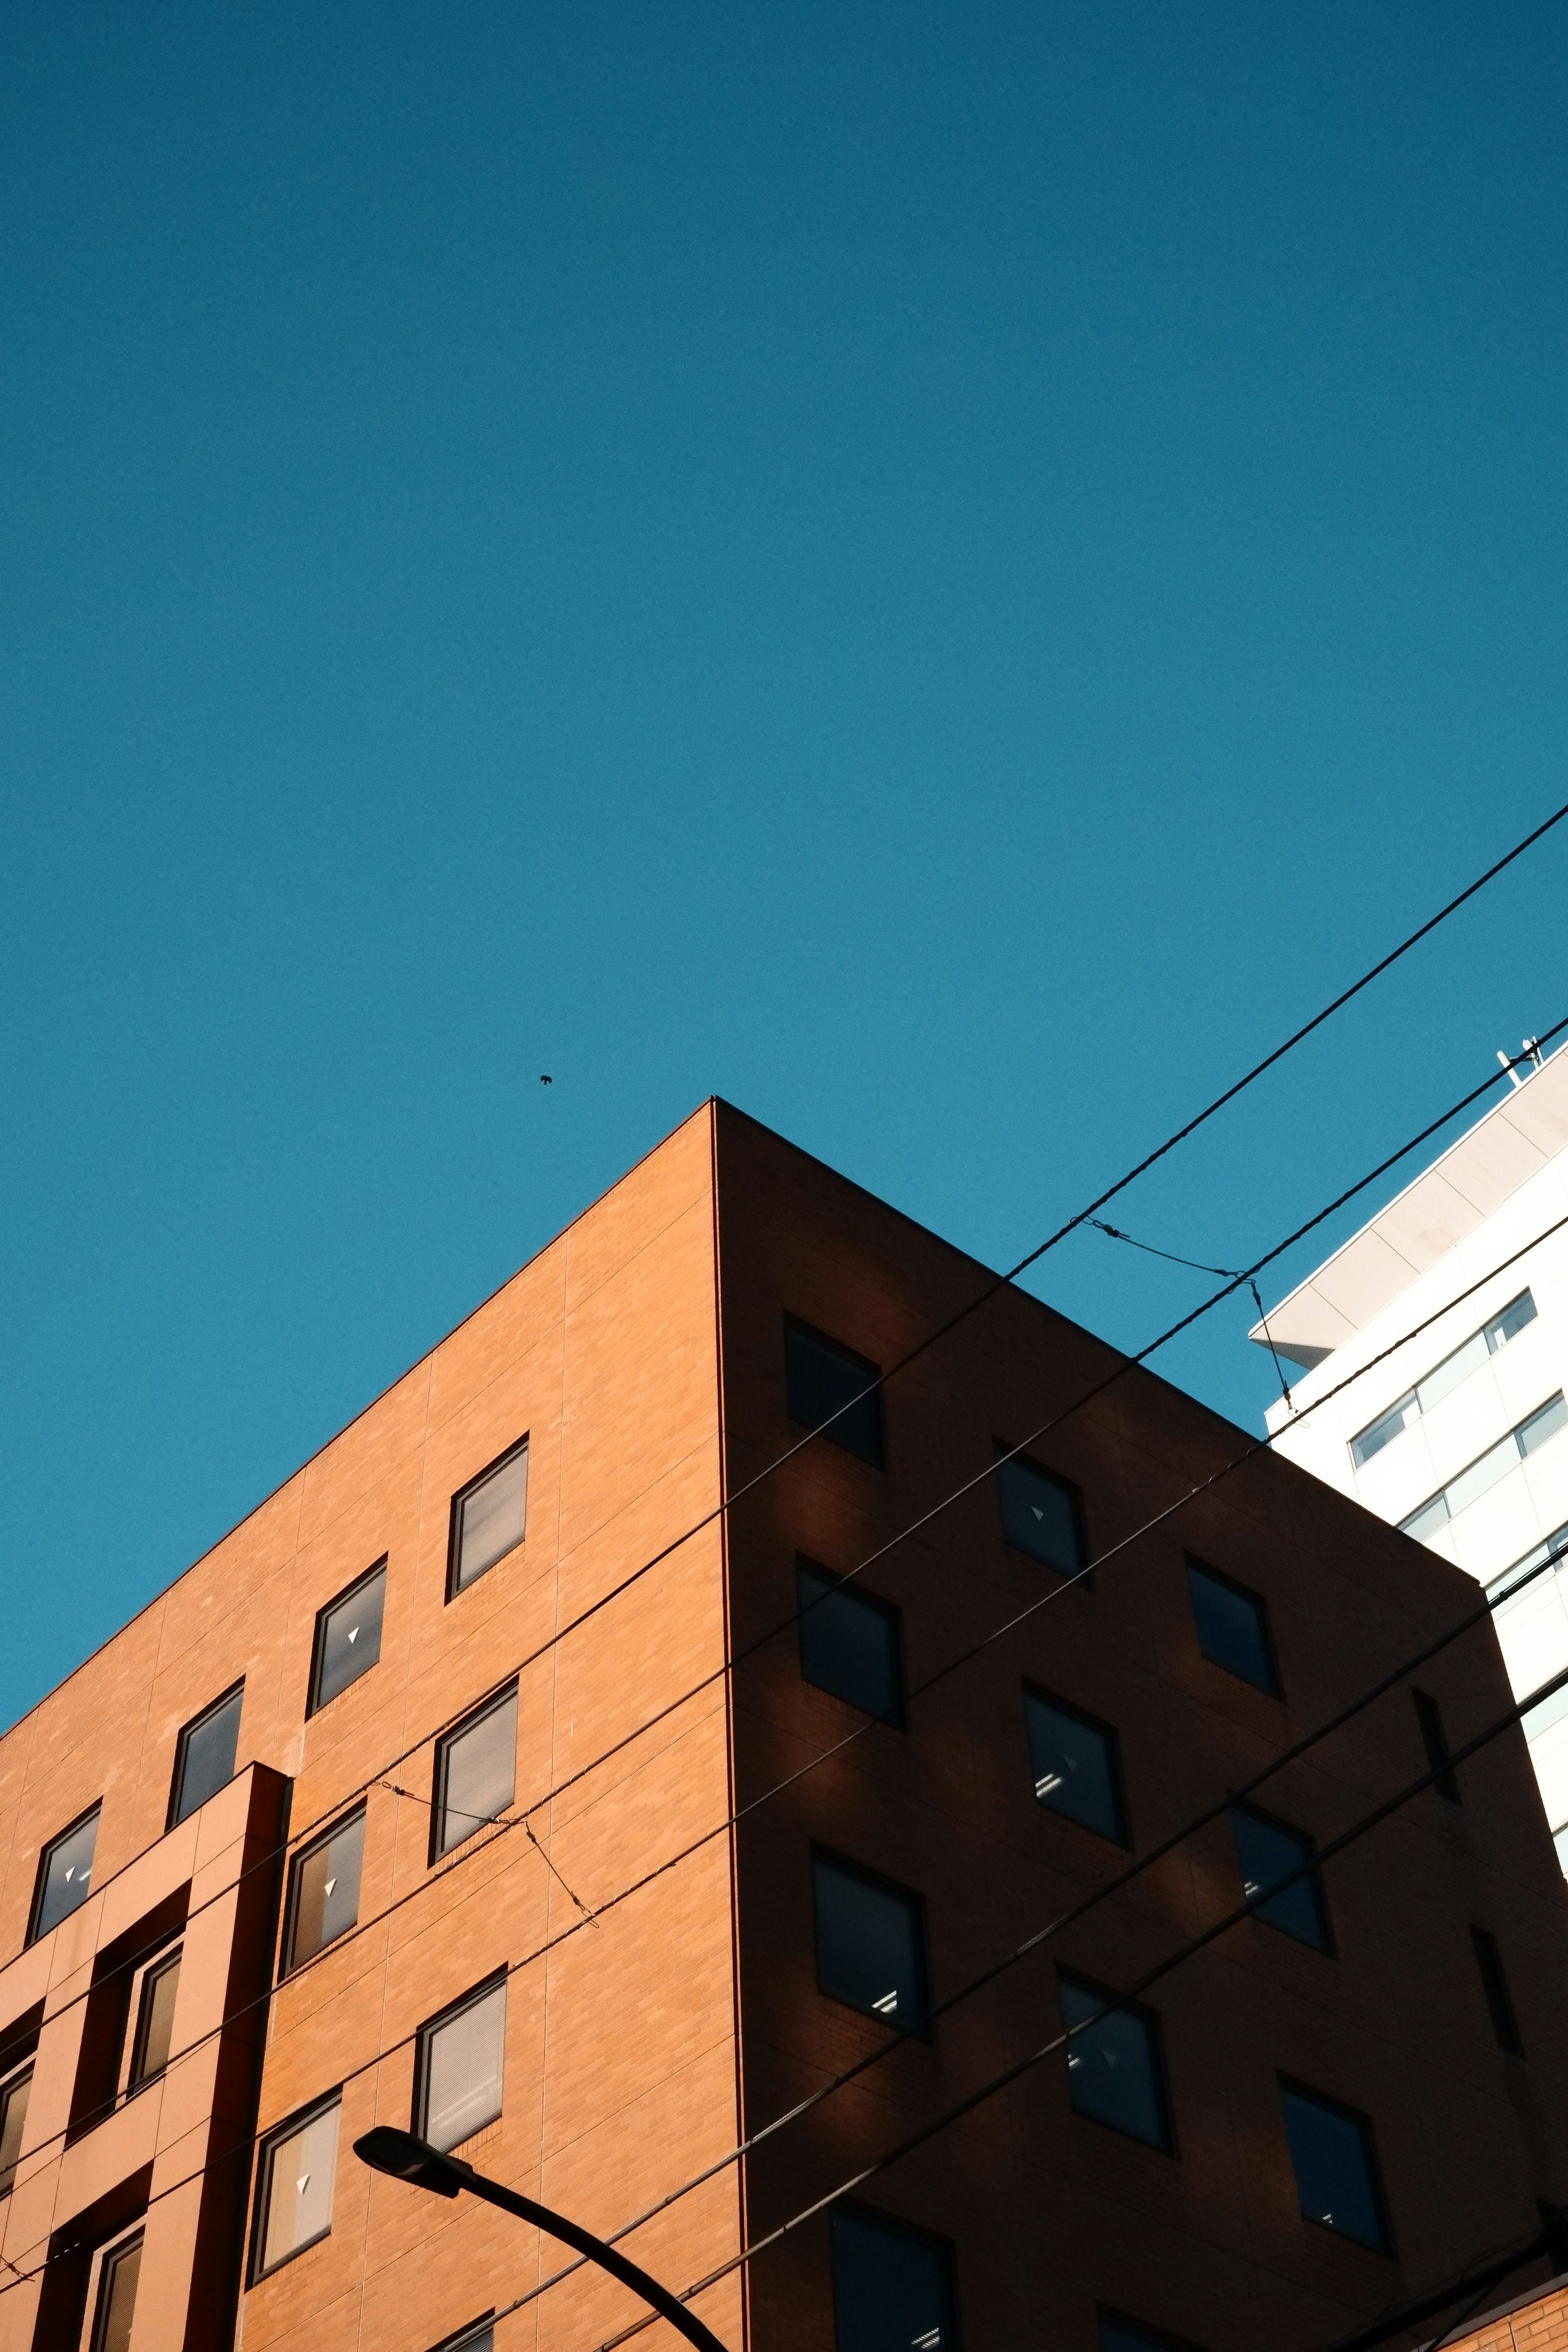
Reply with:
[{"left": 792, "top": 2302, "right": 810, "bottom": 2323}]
[
  {"left": 252, "top": 2092, "right": 341, "bottom": 2279},
  {"left": 283, "top": 1806, "right": 367, "bottom": 1974},
  {"left": 829, "top": 2204, "right": 960, "bottom": 2352},
  {"left": 1471, "top": 1927, "right": 1524, "bottom": 2056},
  {"left": 1488, "top": 1519, "right": 1568, "bottom": 1612},
  {"left": 1229, "top": 1804, "right": 1331, "bottom": 1951},
  {"left": 448, "top": 1438, "right": 529, "bottom": 1599},
  {"left": 309, "top": 1561, "right": 387, "bottom": 1715},
  {"left": 1401, "top": 1392, "right": 1568, "bottom": 1544},
  {"left": 427, "top": 2321, "right": 496, "bottom": 2352},
  {"left": 1350, "top": 1292, "right": 1537, "bottom": 1470},
  {"left": 1024, "top": 1689, "right": 1127, "bottom": 1844},
  {"left": 993, "top": 1446, "right": 1086, "bottom": 1577},
  {"left": 29, "top": 1805, "right": 101, "bottom": 1945},
  {"left": 1279, "top": 2079, "right": 1392, "bottom": 2254},
  {"left": 1413, "top": 1690, "right": 1462, "bottom": 1804},
  {"left": 784, "top": 1319, "right": 886, "bottom": 1466},
  {"left": 120, "top": 1944, "right": 182, "bottom": 2098},
  {"left": 415, "top": 1976, "right": 508, "bottom": 2153},
  {"left": 169, "top": 1683, "right": 244, "bottom": 1828},
  {"left": 432, "top": 1686, "right": 519, "bottom": 1862},
  {"left": 1058, "top": 1972, "right": 1173, "bottom": 2151},
  {"left": 1098, "top": 2315, "right": 1205, "bottom": 2352},
  {"left": 797, "top": 1561, "right": 906, "bottom": 1728},
  {"left": 0, "top": 2058, "right": 33, "bottom": 2198},
  {"left": 84, "top": 2223, "right": 144, "bottom": 2352},
  {"left": 812, "top": 1852, "right": 929, "bottom": 2033},
  {"left": 1186, "top": 1559, "right": 1280, "bottom": 1695}
]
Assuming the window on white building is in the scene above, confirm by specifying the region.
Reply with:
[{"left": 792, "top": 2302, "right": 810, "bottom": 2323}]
[
  {"left": 1350, "top": 1291, "right": 1537, "bottom": 1471},
  {"left": 1399, "top": 1392, "right": 1568, "bottom": 1543}
]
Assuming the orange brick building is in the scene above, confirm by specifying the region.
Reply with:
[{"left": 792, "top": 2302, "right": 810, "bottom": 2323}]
[{"left": 3, "top": 1101, "right": 1568, "bottom": 2352}]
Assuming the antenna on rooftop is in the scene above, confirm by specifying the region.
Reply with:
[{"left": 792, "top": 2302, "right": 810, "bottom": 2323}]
[{"left": 1498, "top": 1036, "right": 1545, "bottom": 1091}]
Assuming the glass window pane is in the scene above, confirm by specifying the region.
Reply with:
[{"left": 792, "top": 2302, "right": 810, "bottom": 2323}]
[
  {"left": 784, "top": 1322, "right": 885, "bottom": 1466},
  {"left": 32, "top": 1808, "right": 100, "bottom": 1941},
  {"left": 312, "top": 1564, "right": 386, "bottom": 1712},
  {"left": 1399, "top": 1493, "right": 1451, "bottom": 1543},
  {"left": 90, "top": 2231, "right": 143, "bottom": 2352},
  {"left": 1415, "top": 1331, "right": 1489, "bottom": 1414},
  {"left": 1230, "top": 1808, "right": 1328, "bottom": 1949},
  {"left": 813, "top": 1854, "right": 928, "bottom": 2030},
  {"left": 1554, "top": 1822, "right": 1568, "bottom": 1877},
  {"left": 286, "top": 1809, "right": 366, "bottom": 1971},
  {"left": 1487, "top": 1292, "right": 1537, "bottom": 1351},
  {"left": 1024, "top": 1692, "right": 1125, "bottom": 1843},
  {"left": 797, "top": 1565, "right": 904, "bottom": 1726},
  {"left": 1186, "top": 1563, "right": 1277, "bottom": 1693},
  {"left": 437, "top": 1690, "right": 518, "bottom": 1858},
  {"left": 829, "top": 2206, "right": 958, "bottom": 2352},
  {"left": 1059, "top": 1976, "right": 1171, "bottom": 2149},
  {"left": 0, "top": 2067, "right": 32, "bottom": 2196},
  {"left": 1099, "top": 2321, "right": 1196, "bottom": 2352},
  {"left": 129, "top": 1950, "right": 182, "bottom": 2087},
  {"left": 995, "top": 1450, "right": 1084, "bottom": 1575},
  {"left": 261, "top": 2098, "right": 341, "bottom": 2274},
  {"left": 453, "top": 1444, "right": 529, "bottom": 1593},
  {"left": 421, "top": 1979, "right": 507, "bottom": 2153},
  {"left": 1279, "top": 2084, "right": 1388, "bottom": 2251},
  {"left": 174, "top": 1686, "right": 243, "bottom": 1824},
  {"left": 1471, "top": 1927, "right": 1524, "bottom": 2056},
  {"left": 1447, "top": 1432, "right": 1525, "bottom": 1518},
  {"left": 1350, "top": 1392, "right": 1419, "bottom": 1470},
  {"left": 1518, "top": 1394, "right": 1568, "bottom": 1459}
]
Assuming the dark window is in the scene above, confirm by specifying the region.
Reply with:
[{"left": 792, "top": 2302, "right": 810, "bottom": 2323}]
[
  {"left": 252, "top": 2093, "right": 341, "bottom": 2278},
  {"left": 812, "top": 1852, "right": 929, "bottom": 2033},
  {"left": 797, "top": 1561, "right": 906, "bottom": 1728},
  {"left": 829, "top": 2204, "right": 960, "bottom": 2352},
  {"left": 126, "top": 1947, "right": 182, "bottom": 2091},
  {"left": 1471, "top": 1927, "right": 1524, "bottom": 2056},
  {"left": 89, "top": 2226, "right": 144, "bottom": 2352},
  {"left": 1279, "top": 2080, "right": 1391, "bottom": 2254},
  {"left": 1098, "top": 2316, "right": 1204, "bottom": 2352},
  {"left": 1537, "top": 2200, "right": 1568, "bottom": 2278},
  {"left": 784, "top": 1320, "right": 885, "bottom": 1467},
  {"left": 432, "top": 1687, "right": 518, "bottom": 1861},
  {"left": 170, "top": 1684, "right": 244, "bottom": 1827},
  {"left": 1186, "top": 1560, "right": 1279, "bottom": 1694},
  {"left": 29, "top": 1805, "right": 101, "bottom": 1944},
  {"left": 309, "top": 1561, "right": 387, "bottom": 1714},
  {"left": 1024, "top": 1689, "right": 1127, "bottom": 1844},
  {"left": 415, "top": 1976, "right": 507, "bottom": 2152},
  {"left": 428, "top": 2325, "right": 495, "bottom": 2352},
  {"left": 1058, "top": 1973, "right": 1173, "bottom": 2150},
  {"left": 283, "top": 1807, "right": 366, "bottom": 1973},
  {"left": 448, "top": 1439, "right": 529, "bottom": 1598},
  {"left": 995, "top": 1446, "right": 1086, "bottom": 1576},
  {"left": 1230, "top": 1804, "right": 1330, "bottom": 1951},
  {"left": 0, "top": 2062, "right": 31, "bottom": 2197},
  {"left": 1413, "top": 1690, "right": 1461, "bottom": 1804}
]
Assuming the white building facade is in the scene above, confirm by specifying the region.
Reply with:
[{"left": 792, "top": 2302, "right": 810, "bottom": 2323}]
[{"left": 1256, "top": 1041, "right": 1568, "bottom": 1866}]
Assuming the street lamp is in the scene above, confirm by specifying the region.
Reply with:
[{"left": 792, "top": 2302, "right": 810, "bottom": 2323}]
[{"left": 354, "top": 2126, "right": 728, "bottom": 2352}]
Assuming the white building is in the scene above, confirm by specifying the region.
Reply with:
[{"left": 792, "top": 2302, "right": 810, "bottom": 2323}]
[{"left": 1254, "top": 1040, "right": 1568, "bottom": 1865}]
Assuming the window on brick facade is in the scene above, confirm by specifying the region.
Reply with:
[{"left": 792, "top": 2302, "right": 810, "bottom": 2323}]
[
  {"left": 253, "top": 2093, "right": 341, "bottom": 2278},
  {"left": 1471, "top": 1927, "right": 1524, "bottom": 2056},
  {"left": 1413, "top": 1690, "right": 1461, "bottom": 1804},
  {"left": 1024, "top": 1688, "right": 1127, "bottom": 1844},
  {"left": 0, "top": 2061, "right": 31, "bottom": 2198},
  {"left": 448, "top": 1440, "right": 529, "bottom": 1598},
  {"left": 797, "top": 1561, "right": 906, "bottom": 1728},
  {"left": 416, "top": 1977, "right": 507, "bottom": 2153},
  {"left": 122, "top": 1945, "right": 182, "bottom": 2095},
  {"left": 432, "top": 1688, "right": 518, "bottom": 1861},
  {"left": 994, "top": 1446, "right": 1086, "bottom": 1576},
  {"left": 29, "top": 1805, "right": 101, "bottom": 1944},
  {"left": 85, "top": 2224, "right": 143, "bottom": 2352},
  {"left": 1279, "top": 2080, "right": 1391, "bottom": 2253},
  {"left": 1186, "top": 1559, "right": 1279, "bottom": 1694},
  {"left": 284, "top": 1806, "right": 366, "bottom": 1973},
  {"left": 784, "top": 1320, "right": 885, "bottom": 1467},
  {"left": 1059, "top": 1972, "right": 1173, "bottom": 2150},
  {"left": 426, "top": 2323, "right": 494, "bottom": 2352},
  {"left": 1229, "top": 1804, "right": 1330, "bottom": 1951},
  {"left": 310, "top": 1561, "right": 387, "bottom": 1714},
  {"left": 812, "top": 1851, "right": 929, "bottom": 2033},
  {"left": 1098, "top": 2316, "right": 1205, "bottom": 2352},
  {"left": 829, "top": 2203, "right": 960, "bottom": 2352},
  {"left": 170, "top": 1684, "right": 244, "bottom": 1826}
]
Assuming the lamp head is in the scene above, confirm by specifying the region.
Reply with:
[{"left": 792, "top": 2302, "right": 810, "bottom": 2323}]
[{"left": 353, "top": 2126, "right": 468, "bottom": 2198}]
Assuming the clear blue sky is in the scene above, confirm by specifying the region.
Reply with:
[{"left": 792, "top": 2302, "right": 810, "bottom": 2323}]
[{"left": 3, "top": 2, "right": 1566, "bottom": 1727}]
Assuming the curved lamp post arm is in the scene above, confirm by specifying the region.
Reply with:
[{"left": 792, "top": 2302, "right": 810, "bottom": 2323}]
[{"left": 354, "top": 2127, "right": 727, "bottom": 2352}]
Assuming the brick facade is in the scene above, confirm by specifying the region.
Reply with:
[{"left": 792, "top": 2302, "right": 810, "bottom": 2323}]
[{"left": 1, "top": 1100, "right": 1567, "bottom": 2350}]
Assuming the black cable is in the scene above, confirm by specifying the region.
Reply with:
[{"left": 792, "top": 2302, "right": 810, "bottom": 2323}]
[{"left": 1312, "top": 2200, "right": 1568, "bottom": 2352}]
